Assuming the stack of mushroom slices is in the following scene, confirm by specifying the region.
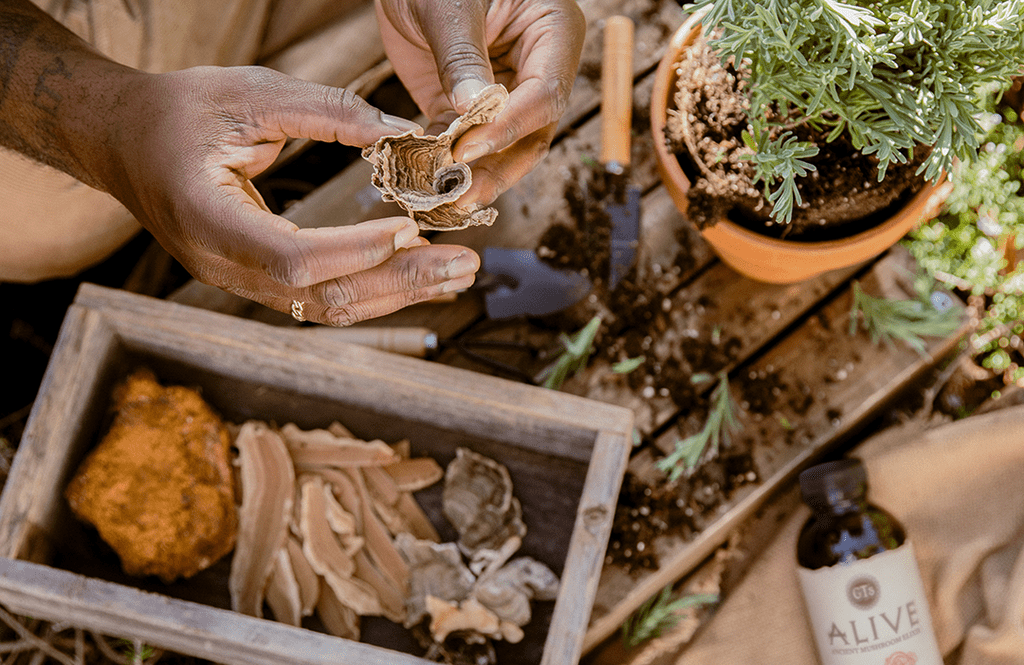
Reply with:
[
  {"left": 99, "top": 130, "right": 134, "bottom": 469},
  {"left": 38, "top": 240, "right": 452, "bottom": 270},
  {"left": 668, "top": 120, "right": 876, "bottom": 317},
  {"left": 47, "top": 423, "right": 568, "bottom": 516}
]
[{"left": 229, "top": 421, "right": 559, "bottom": 650}]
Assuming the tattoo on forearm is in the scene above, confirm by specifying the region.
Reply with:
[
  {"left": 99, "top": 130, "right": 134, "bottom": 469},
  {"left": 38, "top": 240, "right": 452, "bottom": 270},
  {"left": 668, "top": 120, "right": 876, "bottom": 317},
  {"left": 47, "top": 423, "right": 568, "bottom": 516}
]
[
  {"left": 0, "top": 13, "right": 39, "bottom": 104},
  {"left": 34, "top": 55, "right": 70, "bottom": 114}
]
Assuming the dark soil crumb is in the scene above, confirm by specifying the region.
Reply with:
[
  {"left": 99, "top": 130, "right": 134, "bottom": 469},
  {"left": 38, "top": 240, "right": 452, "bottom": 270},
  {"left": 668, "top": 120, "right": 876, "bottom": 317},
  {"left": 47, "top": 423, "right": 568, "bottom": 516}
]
[{"left": 607, "top": 448, "right": 758, "bottom": 573}]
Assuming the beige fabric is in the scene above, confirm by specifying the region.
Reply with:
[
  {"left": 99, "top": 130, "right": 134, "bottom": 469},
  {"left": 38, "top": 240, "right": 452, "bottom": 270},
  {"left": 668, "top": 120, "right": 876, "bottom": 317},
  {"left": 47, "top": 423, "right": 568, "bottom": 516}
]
[
  {"left": 682, "top": 405, "right": 1024, "bottom": 664},
  {"left": 1, "top": 0, "right": 378, "bottom": 282}
]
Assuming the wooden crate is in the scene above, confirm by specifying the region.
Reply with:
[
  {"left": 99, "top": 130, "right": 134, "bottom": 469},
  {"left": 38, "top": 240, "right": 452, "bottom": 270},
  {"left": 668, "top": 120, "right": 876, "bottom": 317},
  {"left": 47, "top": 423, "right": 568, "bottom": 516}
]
[{"left": 0, "top": 284, "right": 633, "bottom": 665}]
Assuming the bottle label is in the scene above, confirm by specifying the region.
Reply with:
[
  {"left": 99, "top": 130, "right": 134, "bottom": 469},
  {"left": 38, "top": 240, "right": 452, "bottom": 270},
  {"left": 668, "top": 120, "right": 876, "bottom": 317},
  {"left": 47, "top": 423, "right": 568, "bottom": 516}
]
[{"left": 797, "top": 541, "right": 942, "bottom": 665}]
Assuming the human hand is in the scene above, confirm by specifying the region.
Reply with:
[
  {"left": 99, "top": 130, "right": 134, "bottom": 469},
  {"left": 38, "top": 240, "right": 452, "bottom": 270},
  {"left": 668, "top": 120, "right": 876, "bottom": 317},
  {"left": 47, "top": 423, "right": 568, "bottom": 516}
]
[
  {"left": 375, "top": 0, "right": 585, "bottom": 207},
  {"left": 89, "top": 66, "right": 480, "bottom": 326}
]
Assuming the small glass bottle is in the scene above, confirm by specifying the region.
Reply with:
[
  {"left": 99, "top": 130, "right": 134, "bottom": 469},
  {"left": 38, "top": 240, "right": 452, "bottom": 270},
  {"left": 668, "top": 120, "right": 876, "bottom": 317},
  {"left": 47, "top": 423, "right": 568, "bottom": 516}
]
[{"left": 796, "top": 458, "right": 942, "bottom": 665}]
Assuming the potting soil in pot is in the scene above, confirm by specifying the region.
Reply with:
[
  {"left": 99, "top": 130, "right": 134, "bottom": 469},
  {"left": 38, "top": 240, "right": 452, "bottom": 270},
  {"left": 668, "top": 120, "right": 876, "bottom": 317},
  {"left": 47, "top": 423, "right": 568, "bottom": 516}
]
[{"left": 667, "top": 31, "right": 928, "bottom": 241}]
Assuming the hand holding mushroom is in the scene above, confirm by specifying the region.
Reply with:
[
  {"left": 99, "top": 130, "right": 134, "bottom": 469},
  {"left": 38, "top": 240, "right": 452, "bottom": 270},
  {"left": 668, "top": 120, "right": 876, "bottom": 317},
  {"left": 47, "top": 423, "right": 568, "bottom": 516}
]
[{"left": 375, "top": 0, "right": 586, "bottom": 209}]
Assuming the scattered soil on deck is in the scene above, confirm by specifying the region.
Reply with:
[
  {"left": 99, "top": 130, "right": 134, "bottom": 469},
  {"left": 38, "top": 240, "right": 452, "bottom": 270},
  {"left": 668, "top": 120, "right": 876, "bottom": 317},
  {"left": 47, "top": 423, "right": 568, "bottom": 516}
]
[{"left": 535, "top": 163, "right": 777, "bottom": 573}]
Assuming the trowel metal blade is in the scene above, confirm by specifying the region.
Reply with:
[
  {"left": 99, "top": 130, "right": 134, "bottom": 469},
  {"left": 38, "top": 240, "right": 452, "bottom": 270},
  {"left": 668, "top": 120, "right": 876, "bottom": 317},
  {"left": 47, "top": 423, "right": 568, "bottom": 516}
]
[
  {"left": 607, "top": 184, "right": 641, "bottom": 290},
  {"left": 482, "top": 247, "right": 592, "bottom": 319}
]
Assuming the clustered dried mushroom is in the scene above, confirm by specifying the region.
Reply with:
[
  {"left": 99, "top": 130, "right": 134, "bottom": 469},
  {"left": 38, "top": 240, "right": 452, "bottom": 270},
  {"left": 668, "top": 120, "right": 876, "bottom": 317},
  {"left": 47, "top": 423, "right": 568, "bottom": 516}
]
[
  {"left": 229, "top": 420, "right": 444, "bottom": 641},
  {"left": 362, "top": 84, "right": 508, "bottom": 231},
  {"left": 233, "top": 432, "right": 559, "bottom": 651},
  {"left": 399, "top": 448, "right": 559, "bottom": 646},
  {"left": 67, "top": 372, "right": 558, "bottom": 656}
]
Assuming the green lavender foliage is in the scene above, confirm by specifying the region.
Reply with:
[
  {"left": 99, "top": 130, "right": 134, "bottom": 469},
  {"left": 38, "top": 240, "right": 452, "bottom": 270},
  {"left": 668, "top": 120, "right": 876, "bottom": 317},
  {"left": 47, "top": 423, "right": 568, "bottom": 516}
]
[
  {"left": 657, "top": 371, "right": 738, "bottom": 481},
  {"left": 538, "top": 315, "right": 602, "bottom": 390},
  {"left": 906, "top": 103, "right": 1024, "bottom": 381},
  {"left": 612, "top": 355, "right": 646, "bottom": 373},
  {"left": 685, "top": 0, "right": 1024, "bottom": 224},
  {"left": 848, "top": 281, "right": 964, "bottom": 355},
  {"left": 622, "top": 585, "right": 719, "bottom": 649}
]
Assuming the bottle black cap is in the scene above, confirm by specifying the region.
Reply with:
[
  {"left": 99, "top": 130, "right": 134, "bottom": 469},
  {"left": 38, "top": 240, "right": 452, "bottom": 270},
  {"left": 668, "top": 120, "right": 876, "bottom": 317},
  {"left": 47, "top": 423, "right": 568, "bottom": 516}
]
[{"left": 799, "top": 458, "right": 867, "bottom": 512}]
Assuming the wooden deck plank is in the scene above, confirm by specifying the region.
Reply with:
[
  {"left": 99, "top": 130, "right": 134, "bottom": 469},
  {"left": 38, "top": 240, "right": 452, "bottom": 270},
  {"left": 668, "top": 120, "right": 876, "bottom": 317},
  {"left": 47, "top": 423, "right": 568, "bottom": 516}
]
[
  {"left": 581, "top": 248, "right": 970, "bottom": 652},
  {"left": 560, "top": 253, "right": 865, "bottom": 435}
]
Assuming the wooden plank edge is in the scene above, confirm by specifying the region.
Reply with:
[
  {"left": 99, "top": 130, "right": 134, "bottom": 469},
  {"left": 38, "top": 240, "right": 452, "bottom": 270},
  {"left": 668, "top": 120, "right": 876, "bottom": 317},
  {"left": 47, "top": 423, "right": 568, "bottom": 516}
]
[
  {"left": 0, "top": 306, "right": 115, "bottom": 562},
  {"left": 543, "top": 428, "right": 633, "bottom": 665},
  {"left": 72, "top": 285, "right": 636, "bottom": 455},
  {"left": 0, "top": 558, "right": 429, "bottom": 665}
]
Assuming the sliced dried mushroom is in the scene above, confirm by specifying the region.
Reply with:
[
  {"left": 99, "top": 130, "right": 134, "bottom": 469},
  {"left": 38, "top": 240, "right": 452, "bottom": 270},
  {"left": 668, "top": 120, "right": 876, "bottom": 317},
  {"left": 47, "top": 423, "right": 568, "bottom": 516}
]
[
  {"left": 352, "top": 548, "right": 407, "bottom": 624},
  {"left": 426, "top": 596, "right": 502, "bottom": 643},
  {"left": 385, "top": 457, "right": 445, "bottom": 492},
  {"left": 280, "top": 423, "right": 398, "bottom": 470},
  {"left": 396, "top": 492, "right": 442, "bottom": 543},
  {"left": 265, "top": 546, "right": 302, "bottom": 626},
  {"left": 442, "top": 448, "right": 526, "bottom": 556},
  {"left": 229, "top": 421, "right": 295, "bottom": 617},
  {"left": 344, "top": 469, "right": 411, "bottom": 596},
  {"left": 298, "top": 477, "right": 384, "bottom": 616},
  {"left": 285, "top": 535, "right": 320, "bottom": 618},
  {"left": 395, "top": 533, "right": 476, "bottom": 628},
  {"left": 317, "top": 580, "right": 361, "bottom": 641},
  {"left": 471, "top": 557, "right": 559, "bottom": 627},
  {"left": 362, "top": 84, "right": 509, "bottom": 231}
]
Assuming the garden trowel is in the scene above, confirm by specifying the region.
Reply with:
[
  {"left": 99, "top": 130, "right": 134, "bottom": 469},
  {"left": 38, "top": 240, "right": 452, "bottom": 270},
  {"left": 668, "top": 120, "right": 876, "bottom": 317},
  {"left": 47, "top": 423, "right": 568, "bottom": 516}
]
[
  {"left": 601, "top": 16, "right": 641, "bottom": 290},
  {"left": 480, "top": 247, "right": 592, "bottom": 319}
]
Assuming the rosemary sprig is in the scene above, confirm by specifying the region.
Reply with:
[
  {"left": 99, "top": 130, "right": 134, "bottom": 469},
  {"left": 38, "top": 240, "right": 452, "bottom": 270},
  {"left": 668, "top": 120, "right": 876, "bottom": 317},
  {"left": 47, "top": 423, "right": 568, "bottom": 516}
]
[
  {"left": 848, "top": 281, "right": 963, "bottom": 356},
  {"left": 537, "top": 315, "right": 602, "bottom": 390},
  {"left": 656, "top": 371, "right": 738, "bottom": 481},
  {"left": 622, "top": 585, "right": 719, "bottom": 649}
]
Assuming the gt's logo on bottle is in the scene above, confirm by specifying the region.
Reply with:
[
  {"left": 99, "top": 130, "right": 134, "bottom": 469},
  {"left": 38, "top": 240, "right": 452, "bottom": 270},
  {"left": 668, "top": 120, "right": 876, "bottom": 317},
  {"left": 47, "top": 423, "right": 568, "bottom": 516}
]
[{"left": 847, "top": 576, "right": 880, "bottom": 610}]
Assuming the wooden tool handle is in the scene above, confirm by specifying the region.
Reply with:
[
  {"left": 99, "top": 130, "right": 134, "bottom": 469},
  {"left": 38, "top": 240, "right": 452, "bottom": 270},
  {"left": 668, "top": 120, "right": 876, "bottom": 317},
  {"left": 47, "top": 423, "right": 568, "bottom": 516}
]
[
  {"left": 302, "top": 326, "right": 437, "bottom": 357},
  {"left": 600, "top": 15, "right": 635, "bottom": 170}
]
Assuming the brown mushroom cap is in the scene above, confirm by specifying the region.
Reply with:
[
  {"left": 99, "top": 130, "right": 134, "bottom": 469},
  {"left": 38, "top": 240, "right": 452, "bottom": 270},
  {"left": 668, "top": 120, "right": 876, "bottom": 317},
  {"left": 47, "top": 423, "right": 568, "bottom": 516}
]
[
  {"left": 361, "top": 84, "right": 509, "bottom": 231},
  {"left": 442, "top": 448, "right": 527, "bottom": 556}
]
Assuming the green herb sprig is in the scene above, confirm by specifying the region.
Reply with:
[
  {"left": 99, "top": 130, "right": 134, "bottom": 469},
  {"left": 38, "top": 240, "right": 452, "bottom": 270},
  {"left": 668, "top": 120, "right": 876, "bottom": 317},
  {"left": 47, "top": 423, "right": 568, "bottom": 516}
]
[
  {"left": 848, "top": 281, "right": 964, "bottom": 355},
  {"left": 622, "top": 585, "right": 719, "bottom": 649},
  {"left": 657, "top": 371, "right": 738, "bottom": 481},
  {"left": 686, "top": 0, "right": 1024, "bottom": 225},
  {"left": 537, "top": 316, "right": 602, "bottom": 390}
]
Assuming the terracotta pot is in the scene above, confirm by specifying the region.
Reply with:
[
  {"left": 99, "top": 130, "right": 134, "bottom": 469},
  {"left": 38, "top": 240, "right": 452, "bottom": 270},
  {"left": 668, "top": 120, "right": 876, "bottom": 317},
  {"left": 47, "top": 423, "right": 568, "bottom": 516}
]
[{"left": 650, "top": 12, "right": 951, "bottom": 284}]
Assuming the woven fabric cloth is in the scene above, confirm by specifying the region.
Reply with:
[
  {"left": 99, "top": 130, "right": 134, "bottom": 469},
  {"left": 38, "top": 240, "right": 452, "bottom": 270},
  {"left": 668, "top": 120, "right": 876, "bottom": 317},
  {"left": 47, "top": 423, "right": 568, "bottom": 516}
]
[{"left": 682, "top": 404, "right": 1024, "bottom": 664}]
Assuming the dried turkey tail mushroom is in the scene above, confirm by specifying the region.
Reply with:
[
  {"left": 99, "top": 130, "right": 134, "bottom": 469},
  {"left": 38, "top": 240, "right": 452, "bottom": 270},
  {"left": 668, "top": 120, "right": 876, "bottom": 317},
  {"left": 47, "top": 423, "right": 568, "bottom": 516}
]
[
  {"left": 471, "top": 557, "right": 560, "bottom": 627},
  {"left": 361, "top": 84, "right": 509, "bottom": 231},
  {"left": 229, "top": 421, "right": 295, "bottom": 617},
  {"left": 442, "top": 447, "right": 527, "bottom": 556},
  {"left": 395, "top": 533, "right": 477, "bottom": 629}
]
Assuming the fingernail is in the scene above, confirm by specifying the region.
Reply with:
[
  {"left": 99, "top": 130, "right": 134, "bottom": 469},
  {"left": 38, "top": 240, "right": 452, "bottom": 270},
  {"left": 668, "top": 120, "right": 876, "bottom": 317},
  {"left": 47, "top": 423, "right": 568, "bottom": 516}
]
[
  {"left": 383, "top": 114, "right": 422, "bottom": 134},
  {"left": 452, "top": 79, "right": 489, "bottom": 111},
  {"left": 394, "top": 224, "right": 420, "bottom": 251},
  {"left": 444, "top": 251, "right": 479, "bottom": 279},
  {"left": 443, "top": 275, "right": 477, "bottom": 293},
  {"left": 458, "top": 141, "right": 491, "bottom": 163}
]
